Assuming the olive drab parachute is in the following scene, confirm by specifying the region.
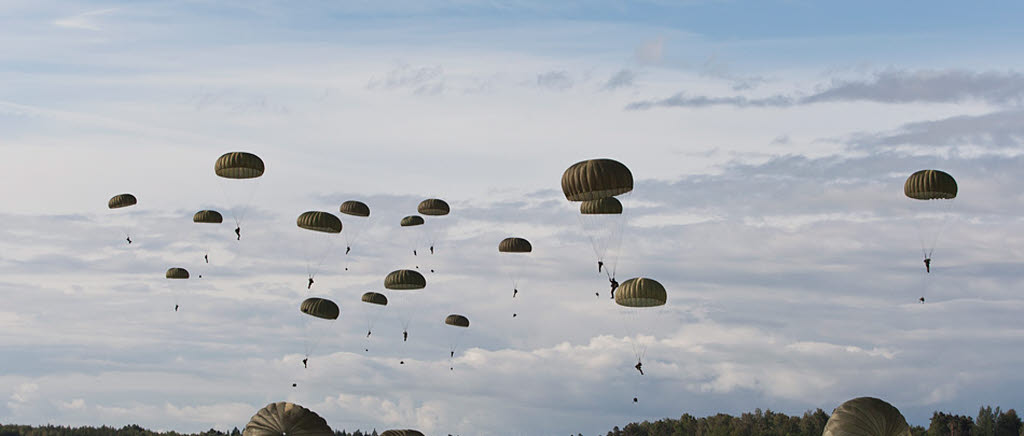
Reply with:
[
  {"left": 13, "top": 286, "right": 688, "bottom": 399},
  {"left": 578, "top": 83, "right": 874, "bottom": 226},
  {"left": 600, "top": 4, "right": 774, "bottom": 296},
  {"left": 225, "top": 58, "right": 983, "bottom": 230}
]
[
  {"left": 417, "top": 199, "right": 450, "bottom": 216},
  {"left": 214, "top": 151, "right": 264, "bottom": 239},
  {"left": 823, "top": 397, "right": 912, "bottom": 436},
  {"left": 904, "top": 170, "right": 958, "bottom": 200},
  {"left": 193, "top": 210, "right": 223, "bottom": 224},
  {"left": 339, "top": 201, "right": 370, "bottom": 217},
  {"left": 561, "top": 158, "right": 633, "bottom": 201},
  {"left": 300, "top": 297, "right": 339, "bottom": 320},
  {"left": 296, "top": 212, "right": 342, "bottom": 287},
  {"left": 242, "top": 402, "right": 333, "bottom": 436},
  {"left": 384, "top": 269, "right": 426, "bottom": 290},
  {"left": 399, "top": 215, "right": 426, "bottom": 259},
  {"left": 498, "top": 237, "right": 532, "bottom": 253},
  {"left": 580, "top": 197, "right": 623, "bottom": 215},
  {"left": 361, "top": 292, "right": 388, "bottom": 340},
  {"left": 444, "top": 314, "right": 470, "bottom": 327},
  {"left": 400, "top": 215, "right": 424, "bottom": 227},
  {"left": 615, "top": 277, "right": 667, "bottom": 308},
  {"left": 107, "top": 194, "right": 137, "bottom": 209},
  {"left": 165, "top": 267, "right": 190, "bottom": 279},
  {"left": 215, "top": 152, "right": 265, "bottom": 179},
  {"left": 108, "top": 194, "right": 138, "bottom": 244},
  {"left": 380, "top": 431, "right": 424, "bottom": 436},
  {"left": 361, "top": 292, "right": 388, "bottom": 305},
  {"left": 904, "top": 169, "right": 957, "bottom": 288}
]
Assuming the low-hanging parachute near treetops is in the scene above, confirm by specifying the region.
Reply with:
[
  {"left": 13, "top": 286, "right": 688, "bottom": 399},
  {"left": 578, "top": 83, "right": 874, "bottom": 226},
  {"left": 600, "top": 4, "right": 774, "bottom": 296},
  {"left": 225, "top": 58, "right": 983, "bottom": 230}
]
[
  {"left": 242, "top": 402, "right": 333, "bottom": 436},
  {"left": 165, "top": 267, "right": 189, "bottom": 312},
  {"left": 904, "top": 169, "right": 957, "bottom": 276},
  {"left": 614, "top": 277, "right": 666, "bottom": 379},
  {"left": 108, "top": 193, "right": 138, "bottom": 245},
  {"left": 299, "top": 297, "right": 339, "bottom": 367},
  {"left": 338, "top": 200, "right": 371, "bottom": 261},
  {"left": 380, "top": 431, "right": 424, "bottom": 436},
  {"left": 823, "top": 397, "right": 912, "bottom": 436},
  {"left": 360, "top": 291, "right": 388, "bottom": 341},
  {"left": 192, "top": 210, "right": 223, "bottom": 265},
  {"left": 417, "top": 198, "right": 450, "bottom": 258},
  {"left": 444, "top": 314, "right": 470, "bottom": 369},
  {"left": 384, "top": 269, "right": 425, "bottom": 344},
  {"left": 498, "top": 237, "right": 532, "bottom": 305},
  {"left": 296, "top": 211, "right": 342, "bottom": 290},
  {"left": 561, "top": 159, "right": 633, "bottom": 280},
  {"left": 214, "top": 151, "right": 265, "bottom": 241}
]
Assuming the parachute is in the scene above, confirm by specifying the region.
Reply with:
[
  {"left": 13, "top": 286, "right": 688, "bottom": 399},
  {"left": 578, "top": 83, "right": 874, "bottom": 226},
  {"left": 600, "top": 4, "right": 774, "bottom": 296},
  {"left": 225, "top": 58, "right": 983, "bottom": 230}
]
[
  {"left": 361, "top": 291, "right": 388, "bottom": 342},
  {"left": 384, "top": 270, "right": 425, "bottom": 344},
  {"left": 417, "top": 198, "right": 451, "bottom": 263},
  {"left": 296, "top": 211, "right": 342, "bottom": 288},
  {"left": 444, "top": 314, "right": 470, "bottom": 368},
  {"left": 108, "top": 193, "right": 138, "bottom": 244},
  {"left": 242, "top": 402, "right": 332, "bottom": 436},
  {"left": 380, "top": 431, "right": 423, "bottom": 436},
  {"left": 299, "top": 297, "right": 339, "bottom": 363},
  {"left": 339, "top": 201, "right": 372, "bottom": 263},
  {"left": 417, "top": 198, "right": 450, "bottom": 216},
  {"left": 214, "top": 152, "right": 264, "bottom": 239},
  {"left": 561, "top": 158, "right": 633, "bottom": 201},
  {"left": 580, "top": 197, "right": 623, "bottom": 215},
  {"left": 904, "top": 169, "right": 957, "bottom": 297},
  {"left": 192, "top": 210, "right": 223, "bottom": 266},
  {"left": 399, "top": 215, "right": 426, "bottom": 260},
  {"left": 498, "top": 237, "right": 533, "bottom": 311},
  {"left": 614, "top": 277, "right": 665, "bottom": 376},
  {"left": 165, "top": 267, "right": 190, "bottom": 310},
  {"left": 823, "top": 397, "right": 911, "bottom": 436},
  {"left": 107, "top": 194, "right": 137, "bottom": 209}
]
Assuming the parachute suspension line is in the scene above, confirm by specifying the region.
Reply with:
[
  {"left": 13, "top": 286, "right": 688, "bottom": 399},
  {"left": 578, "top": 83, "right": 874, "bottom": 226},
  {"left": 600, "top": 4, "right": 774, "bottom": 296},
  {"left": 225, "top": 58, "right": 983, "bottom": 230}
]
[{"left": 608, "top": 203, "right": 629, "bottom": 280}]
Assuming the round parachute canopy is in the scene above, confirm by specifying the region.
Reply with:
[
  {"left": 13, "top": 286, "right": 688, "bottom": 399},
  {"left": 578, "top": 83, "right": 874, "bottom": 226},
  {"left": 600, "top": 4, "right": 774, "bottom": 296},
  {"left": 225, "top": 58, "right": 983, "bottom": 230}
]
[
  {"left": 400, "top": 215, "right": 424, "bottom": 227},
  {"left": 300, "top": 297, "right": 339, "bottom": 320},
  {"left": 561, "top": 158, "right": 633, "bottom": 201},
  {"left": 193, "top": 210, "right": 223, "bottom": 224},
  {"left": 823, "top": 397, "right": 911, "bottom": 436},
  {"left": 361, "top": 292, "right": 388, "bottom": 306},
  {"left": 380, "top": 431, "right": 424, "bottom": 436},
  {"left": 580, "top": 197, "right": 623, "bottom": 215},
  {"left": 444, "top": 314, "right": 470, "bottom": 328},
  {"left": 384, "top": 269, "right": 426, "bottom": 290},
  {"left": 339, "top": 200, "right": 370, "bottom": 217},
  {"left": 108, "top": 193, "right": 137, "bottom": 209},
  {"left": 615, "top": 277, "right": 666, "bottom": 308},
  {"left": 417, "top": 198, "right": 450, "bottom": 216},
  {"left": 297, "top": 211, "right": 342, "bottom": 233},
  {"left": 498, "top": 237, "right": 532, "bottom": 253},
  {"left": 904, "top": 169, "right": 957, "bottom": 200},
  {"left": 215, "top": 152, "right": 265, "bottom": 179},
  {"left": 165, "top": 267, "right": 190, "bottom": 279},
  {"left": 242, "top": 402, "right": 333, "bottom": 436}
]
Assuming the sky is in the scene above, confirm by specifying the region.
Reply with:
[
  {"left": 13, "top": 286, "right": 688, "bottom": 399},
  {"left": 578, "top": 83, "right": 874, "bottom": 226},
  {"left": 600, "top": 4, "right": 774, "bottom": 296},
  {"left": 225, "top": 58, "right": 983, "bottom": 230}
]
[{"left": 2, "top": 1, "right": 1024, "bottom": 435}]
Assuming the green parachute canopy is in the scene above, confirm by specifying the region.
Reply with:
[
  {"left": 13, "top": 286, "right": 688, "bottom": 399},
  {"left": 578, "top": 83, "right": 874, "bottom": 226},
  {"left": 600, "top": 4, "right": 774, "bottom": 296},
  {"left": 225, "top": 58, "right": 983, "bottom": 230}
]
[
  {"left": 108, "top": 193, "right": 137, "bottom": 209},
  {"left": 904, "top": 169, "right": 957, "bottom": 200},
  {"left": 561, "top": 158, "right": 633, "bottom": 202},
  {"left": 823, "top": 397, "right": 912, "bottom": 436},
  {"left": 384, "top": 270, "right": 426, "bottom": 290},
  {"left": 380, "top": 431, "right": 424, "bottom": 436},
  {"left": 300, "top": 297, "right": 339, "bottom": 320},
  {"left": 361, "top": 292, "right": 388, "bottom": 306},
  {"left": 417, "top": 198, "right": 450, "bottom": 216},
  {"left": 400, "top": 215, "right": 424, "bottom": 227},
  {"left": 215, "top": 152, "right": 265, "bottom": 179},
  {"left": 339, "top": 200, "right": 370, "bottom": 217},
  {"left": 615, "top": 277, "right": 666, "bottom": 308},
  {"left": 193, "top": 210, "right": 223, "bottom": 224},
  {"left": 165, "top": 268, "right": 190, "bottom": 279},
  {"left": 242, "top": 402, "right": 332, "bottom": 436},
  {"left": 445, "top": 314, "right": 470, "bottom": 328},
  {"left": 498, "top": 237, "right": 532, "bottom": 253},
  {"left": 580, "top": 197, "right": 623, "bottom": 215},
  {"left": 297, "top": 211, "right": 342, "bottom": 233}
]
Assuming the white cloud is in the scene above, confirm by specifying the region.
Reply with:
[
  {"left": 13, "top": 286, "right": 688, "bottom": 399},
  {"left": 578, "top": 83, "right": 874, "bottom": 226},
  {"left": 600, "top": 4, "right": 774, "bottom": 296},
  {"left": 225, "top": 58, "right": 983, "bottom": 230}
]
[{"left": 53, "top": 8, "right": 118, "bottom": 31}]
